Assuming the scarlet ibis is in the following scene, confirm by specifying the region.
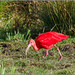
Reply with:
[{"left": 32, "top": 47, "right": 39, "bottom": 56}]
[{"left": 25, "top": 32, "right": 69, "bottom": 60}]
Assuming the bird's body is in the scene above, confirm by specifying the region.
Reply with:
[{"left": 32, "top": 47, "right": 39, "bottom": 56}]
[
  {"left": 26, "top": 32, "right": 69, "bottom": 60},
  {"left": 35, "top": 32, "right": 68, "bottom": 50}
]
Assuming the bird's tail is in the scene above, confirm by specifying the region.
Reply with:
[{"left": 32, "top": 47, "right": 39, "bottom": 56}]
[
  {"left": 61, "top": 35, "right": 69, "bottom": 40},
  {"left": 53, "top": 32, "right": 69, "bottom": 41}
]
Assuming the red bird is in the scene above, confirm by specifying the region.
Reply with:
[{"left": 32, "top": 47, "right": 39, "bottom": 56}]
[{"left": 25, "top": 32, "right": 69, "bottom": 60}]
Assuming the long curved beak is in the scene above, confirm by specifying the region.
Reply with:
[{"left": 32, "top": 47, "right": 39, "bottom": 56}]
[{"left": 25, "top": 44, "right": 31, "bottom": 56}]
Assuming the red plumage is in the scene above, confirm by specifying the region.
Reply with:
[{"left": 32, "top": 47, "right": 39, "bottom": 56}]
[{"left": 35, "top": 32, "right": 69, "bottom": 50}]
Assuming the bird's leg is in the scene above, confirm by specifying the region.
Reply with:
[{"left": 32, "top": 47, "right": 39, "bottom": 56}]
[
  {"left": 54, "top": 45, "right": 64, "bottom": 60},
  {"left": 44, "top": 50, "right": 48, "bottom": 59}
]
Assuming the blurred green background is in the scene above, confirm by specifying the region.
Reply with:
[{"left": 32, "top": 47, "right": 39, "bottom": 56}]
[{"left": 0, "top": 1, "right": 75, "bottom": 41}]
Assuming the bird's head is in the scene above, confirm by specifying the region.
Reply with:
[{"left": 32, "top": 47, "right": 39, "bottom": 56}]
[
  {"left": 25, "top": 39, "right": 35, "bottom": 56},
  {"left": 28, "top": 39, "right": 35, "bottom": 46}
]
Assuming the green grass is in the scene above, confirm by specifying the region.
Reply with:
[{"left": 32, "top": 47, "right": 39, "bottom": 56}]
[{"left": 0, "top": 37, "right": 75, "bottom": 74}]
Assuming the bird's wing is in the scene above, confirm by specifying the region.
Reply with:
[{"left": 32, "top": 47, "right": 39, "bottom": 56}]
[
  {"left": 51, "top": 32, "right": 69, "bottom": 42},
  {"left": 35, "top": 32, "right": 69, "bottom": 46}
]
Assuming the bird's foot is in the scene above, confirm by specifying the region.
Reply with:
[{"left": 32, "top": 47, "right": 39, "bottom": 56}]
[
  {"left": 44, "top": 56, "right": 47, "bottom": 59},
  {"left": 58, "top": 56, "right": 64, "bottom": 60}
]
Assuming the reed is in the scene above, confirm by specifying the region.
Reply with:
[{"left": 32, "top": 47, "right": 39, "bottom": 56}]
[{"left": 38, "top": 1, "right": 74, "bottom": 36}]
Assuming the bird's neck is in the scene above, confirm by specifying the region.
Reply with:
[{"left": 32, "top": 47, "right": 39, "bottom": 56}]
[{"left": 32, "top": 41, "right": 39, "bottom": 51}]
